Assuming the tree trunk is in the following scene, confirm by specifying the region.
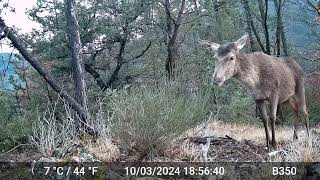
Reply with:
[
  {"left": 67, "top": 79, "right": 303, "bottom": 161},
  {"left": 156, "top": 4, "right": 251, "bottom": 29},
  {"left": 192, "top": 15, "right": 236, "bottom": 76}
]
[
  {"left": 278, "top": 0, "right": 288, "bottom": 56},
  {"left": 241, "top": 0, "right": 254, "bottom": 52},
  {"left": 281, "top": 24, "right": 288, "bottom": 56},
  {"left": 258, "top": 0, "right": 271, "bottom": 55},
  {"left": 164, "top": 0, "right": 186, "bottom": 81},
  {"left": 0, "top": 18, "right": 94, "bottom": 133},
  {"left": 241, "top": 0, "right": 266, "bottom": 53},
  {"left": 165, "top": 44, "right": 178, "bottom": 81},
  {"left": 64, "top": 0, "right": 91, "bottom": 131},
  {"left": 274, "top": 0, "right": 281, "bottom": 57},
  {"left": 214, "top": 0, "right": 223, "bottom": 41}
]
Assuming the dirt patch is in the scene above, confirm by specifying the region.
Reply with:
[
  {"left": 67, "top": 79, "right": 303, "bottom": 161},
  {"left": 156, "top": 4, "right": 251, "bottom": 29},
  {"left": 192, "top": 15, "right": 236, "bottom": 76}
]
[
  {"left": 183, "top": 135, "right": 268, "bottom": 162},
  {"left": 191, "top": 136, "right": 267, "bottom": 161},
  {"left": 0, "top": 147, "right": 42, "bottom": 162}
]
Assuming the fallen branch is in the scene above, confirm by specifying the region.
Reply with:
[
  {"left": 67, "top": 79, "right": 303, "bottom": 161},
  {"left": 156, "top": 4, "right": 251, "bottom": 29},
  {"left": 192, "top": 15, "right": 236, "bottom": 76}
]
[
  {"left": 0, "top": 17, "right": 95, "bottom": 133},
  {"left": 189, "top": 135, "right": 237, "bottom": 145},
  {"left": 0, "top": 144, "right": 31, "bottom": 156}
]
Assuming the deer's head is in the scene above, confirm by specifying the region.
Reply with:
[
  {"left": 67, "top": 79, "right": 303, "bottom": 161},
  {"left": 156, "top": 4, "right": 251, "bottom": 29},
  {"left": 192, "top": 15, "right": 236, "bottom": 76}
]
[{"left": 201, "top": 34, "right": 249, "bottom": 86}]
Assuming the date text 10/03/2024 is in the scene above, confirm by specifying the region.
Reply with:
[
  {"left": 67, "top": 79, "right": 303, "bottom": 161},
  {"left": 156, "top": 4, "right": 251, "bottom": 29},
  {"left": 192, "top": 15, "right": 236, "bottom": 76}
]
[
  {"left": 125, "top": 166, "right": 298, "bottom": 176},
  {"left": 125, "top": 166, "right": 225, "bottom": 176}
]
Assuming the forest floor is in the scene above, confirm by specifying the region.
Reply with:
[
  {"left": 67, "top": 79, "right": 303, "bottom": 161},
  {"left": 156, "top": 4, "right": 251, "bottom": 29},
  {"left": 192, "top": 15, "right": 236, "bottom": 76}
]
[
  {"left": 1, "top": 121, "right": 320, "bottom": 179},
  {"left": 1, "top": 120, "right": 319, "bottom": 163}
]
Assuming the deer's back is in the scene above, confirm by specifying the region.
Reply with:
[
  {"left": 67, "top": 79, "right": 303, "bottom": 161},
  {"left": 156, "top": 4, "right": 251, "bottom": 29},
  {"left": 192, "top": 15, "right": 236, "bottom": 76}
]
[{"left": 247, "top": 52, "right": 304, "bottom": 103}]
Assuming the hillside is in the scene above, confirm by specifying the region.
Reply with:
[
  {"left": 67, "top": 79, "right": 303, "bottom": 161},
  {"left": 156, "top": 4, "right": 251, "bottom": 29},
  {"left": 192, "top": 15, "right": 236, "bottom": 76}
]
[{"left": 0, "top": 53, "right": 24, "bottom": 90}]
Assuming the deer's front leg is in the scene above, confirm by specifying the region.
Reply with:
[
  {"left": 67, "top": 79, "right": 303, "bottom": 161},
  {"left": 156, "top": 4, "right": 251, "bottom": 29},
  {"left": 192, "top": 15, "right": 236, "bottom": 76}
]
[
  {"left": 256, "top": 100, "right": 271, "bottom": 149},
  {"left": 269, "top": 95, "right": 279, "bottom": 149}
]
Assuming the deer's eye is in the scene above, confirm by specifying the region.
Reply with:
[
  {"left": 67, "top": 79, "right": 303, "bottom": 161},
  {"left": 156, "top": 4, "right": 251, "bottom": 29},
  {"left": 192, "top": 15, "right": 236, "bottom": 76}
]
[{"left": 229, "top": 56, "right": 235, "bottom": 61}]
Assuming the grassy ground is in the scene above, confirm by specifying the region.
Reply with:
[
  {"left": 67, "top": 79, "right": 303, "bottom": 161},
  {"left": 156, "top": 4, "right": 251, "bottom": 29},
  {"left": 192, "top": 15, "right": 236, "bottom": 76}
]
[
  {"left": 1, "top": 118, "right": 319, "bottom": 163},
  {"left": 83, "top": 120, "right": 320, "bottom": 162}
]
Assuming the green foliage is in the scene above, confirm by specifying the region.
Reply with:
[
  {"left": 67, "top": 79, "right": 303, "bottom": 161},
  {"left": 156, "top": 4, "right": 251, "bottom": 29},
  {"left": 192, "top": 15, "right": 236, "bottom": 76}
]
[
  {"left": 0, "top": 91, "right": 27, "bottom": 151},
  {"left": 304, "top": 86, "right": 320, "bottom": 125},
  {"left": 109, "top": 82, "right": 211, "bottom": 159},
  {"left": 216, "top": 82, "right": 258, "bottom": 124}
]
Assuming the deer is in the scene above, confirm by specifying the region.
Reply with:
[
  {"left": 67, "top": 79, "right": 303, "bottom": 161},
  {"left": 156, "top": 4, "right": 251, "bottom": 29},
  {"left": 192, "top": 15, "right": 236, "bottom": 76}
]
[{"left": 200, "top": 34, "right": 309, "bottom": 149}]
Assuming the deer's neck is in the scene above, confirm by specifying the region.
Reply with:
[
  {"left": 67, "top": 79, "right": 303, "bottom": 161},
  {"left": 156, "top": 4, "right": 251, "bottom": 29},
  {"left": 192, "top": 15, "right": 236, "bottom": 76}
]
[{"left": 234, "top": 53, "right": 259, "bottom": 91}]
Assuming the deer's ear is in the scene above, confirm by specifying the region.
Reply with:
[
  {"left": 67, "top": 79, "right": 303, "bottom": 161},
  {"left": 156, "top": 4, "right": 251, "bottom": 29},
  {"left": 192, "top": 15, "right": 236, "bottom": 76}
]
[
  {"left": 235, "top": 34, "right": 249, "bottom": 50},
  {"left": 199, "top": 40, "right": 220, "bottom": 52}
]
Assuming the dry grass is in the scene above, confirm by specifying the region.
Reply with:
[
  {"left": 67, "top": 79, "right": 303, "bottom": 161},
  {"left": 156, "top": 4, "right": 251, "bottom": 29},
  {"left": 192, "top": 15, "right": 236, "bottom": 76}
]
[
  {"left": 29, "top": 102, "right": 78, "bottom": 158},
  {"left": 187, "top": 120, "right": 298, "bottom": 145},
  {"left": 83, "top": 119, "right": 319, "bottom": 162},
  {"left": 85, "top": 137, "right": 120, "bottom": 162},
  {"left": 167, "top": 119, "right": 320, "bottom": 162},
  {"left": 28, "top": 97, "right": 319, "bottom": 163}
]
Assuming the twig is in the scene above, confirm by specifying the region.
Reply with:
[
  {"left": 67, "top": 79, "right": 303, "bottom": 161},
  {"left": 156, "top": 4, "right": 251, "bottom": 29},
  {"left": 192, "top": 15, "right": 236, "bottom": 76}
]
[
  {"left": 0, "top": 143, "right": 31, "bottom": 156},
  {"left": 123, "top": 42, "right": 152, "bottom": 63},
  {"left": 306, "top": 0, "right": 320, "bottom": 16}
]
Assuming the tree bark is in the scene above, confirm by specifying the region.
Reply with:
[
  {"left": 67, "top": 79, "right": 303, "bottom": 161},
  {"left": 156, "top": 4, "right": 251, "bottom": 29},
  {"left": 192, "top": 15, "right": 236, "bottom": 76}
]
[
  {"left": 274, "top": 0, "right": 281, "bottom": 57},
  {"left": 258, "top": 0, "right": 271, "bottom": 55},
  {"left": 64, "top": 0, "right": 91, "bottom": 130},
  {"left": 241, "top": 0, "right": 254, "bottom": 52},
  {"left": 281, "top": 24, "right": 288, "bottom": 56},
  {"left": 214, "top": 0, "right": 223, "bottom": 41},
  {"left": 0, "top": 18, "right": 93, "bottom": 131},
  {"left": 277, "top": 0, "right": 288, "bottom": 56},
  {"left": 241, "top": 0, "right": 266, "bottom": 53},
  {"left": 164, "top": 0, "right": 186, "bottom": 81}
]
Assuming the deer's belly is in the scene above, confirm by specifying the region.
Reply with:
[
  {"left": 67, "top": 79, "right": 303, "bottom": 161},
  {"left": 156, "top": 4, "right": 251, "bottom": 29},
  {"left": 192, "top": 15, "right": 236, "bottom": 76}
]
[
  {"left": 247, "top": 88, "right": 268, "bottom": 100},
  {"left": 278, "top": 89, "right": 295, "bottom": 103},
  {"left": 278, "top": 78, "right": 296, "bottom": 103}
]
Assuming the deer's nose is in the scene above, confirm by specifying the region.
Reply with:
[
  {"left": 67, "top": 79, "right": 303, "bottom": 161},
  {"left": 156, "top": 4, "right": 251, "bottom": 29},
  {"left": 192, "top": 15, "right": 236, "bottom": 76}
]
[
  {"left": 212, "top": 75, "right": 222, "bottom": 84},
  {"left": 213, "top": 78, "right": 223, "bottom": 85},
  {"left": 212, "top": 73, "right": 224, "bottom": 86}
]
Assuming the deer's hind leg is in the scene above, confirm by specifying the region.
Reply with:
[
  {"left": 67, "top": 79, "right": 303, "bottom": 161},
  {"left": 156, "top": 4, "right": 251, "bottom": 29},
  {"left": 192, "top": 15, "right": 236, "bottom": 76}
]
[
  {"left": 269, "top": 94, "right": 279, "bottom": 149},
  {"left": 256, "top": 100, "right": 271, "bottom": 149},
  {"left": 295, "top": 81, "right": 310, "bottom": 136},
  {"left": 288, "top": 97, "right": 299, "bottom": 139}
]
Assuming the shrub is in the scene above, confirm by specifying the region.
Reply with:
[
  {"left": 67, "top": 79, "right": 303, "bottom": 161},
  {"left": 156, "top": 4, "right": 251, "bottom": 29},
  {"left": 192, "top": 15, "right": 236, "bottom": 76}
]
[
  {"left": 0, "top": 91, "right": 28, "bottom": 151},
  {"left": 214, "top": 81, "right": 258, "bottom": 124},
  {"left": 29, "top": 102, "right": 78, "bottom": 158},
  {"left": 109, "top": 82, "right": 211, "bottom": 160},
  {"left": 305, "top": 85, "right": 320, "bottom": 125}
]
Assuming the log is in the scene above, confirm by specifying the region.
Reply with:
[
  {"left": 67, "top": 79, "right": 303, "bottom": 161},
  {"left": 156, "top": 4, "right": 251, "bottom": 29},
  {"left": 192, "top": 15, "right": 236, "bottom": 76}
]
[{"left": 189, "top": 135, "right": 237, "bottom": 145}]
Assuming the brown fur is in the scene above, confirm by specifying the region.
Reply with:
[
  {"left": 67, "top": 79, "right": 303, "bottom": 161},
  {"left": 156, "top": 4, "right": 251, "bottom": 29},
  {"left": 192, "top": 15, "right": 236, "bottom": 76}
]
[
  {"left": 232, "top": 52, "right": 308, "bottom": 149},
  {"left": 206, "top": 36, "right": 309, "bottom": 149},
  {"left": 234, "top": 52, "right": 303, "bottom": 103},
  {"left": 217, "top": 43, "right": 237, "bottom": 56}
]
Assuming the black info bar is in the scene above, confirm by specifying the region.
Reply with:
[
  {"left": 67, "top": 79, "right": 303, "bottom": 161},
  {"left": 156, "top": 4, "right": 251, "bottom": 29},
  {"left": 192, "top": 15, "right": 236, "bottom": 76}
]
[{"left": 0, "top": 162, "right": 319, "bottom": 179}]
